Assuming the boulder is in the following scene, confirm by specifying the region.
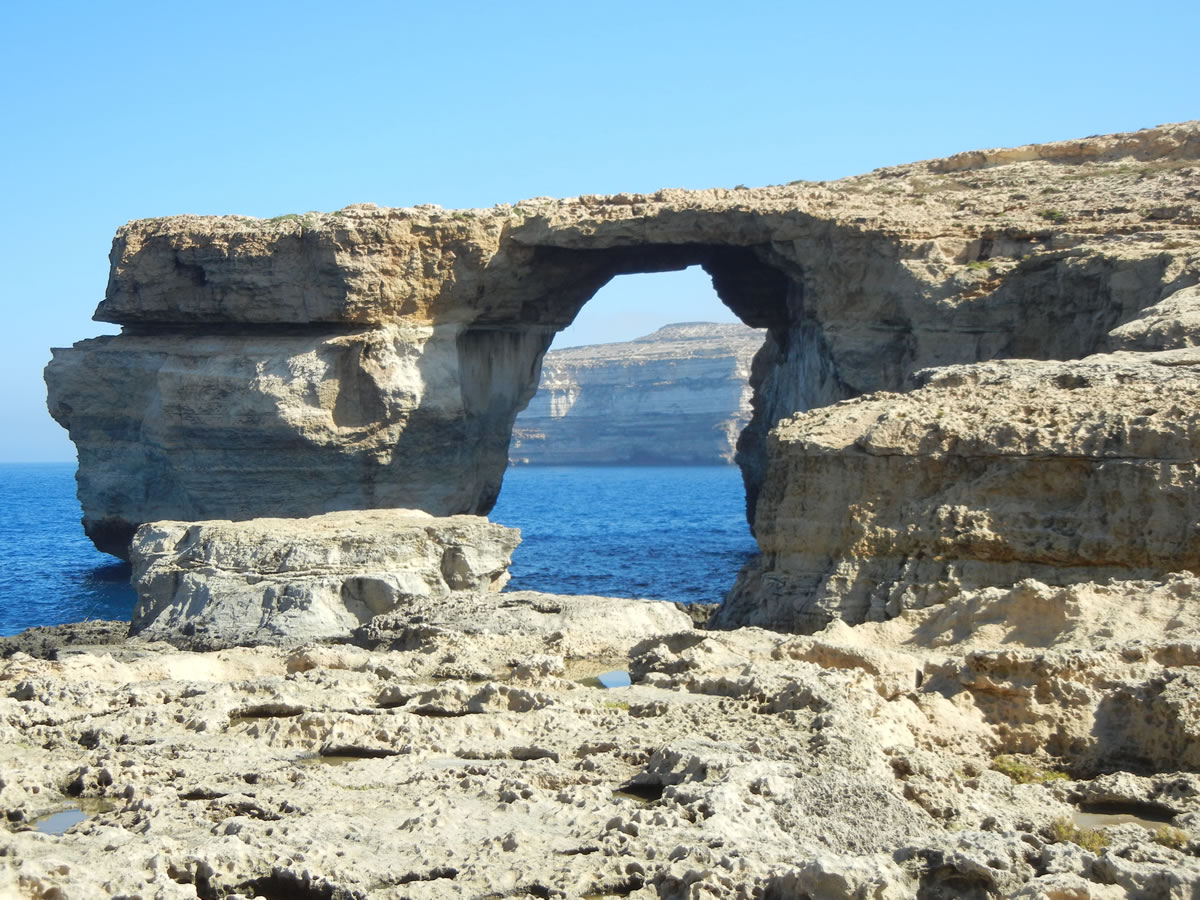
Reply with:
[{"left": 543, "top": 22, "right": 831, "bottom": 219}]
[{"left": 128, "top": 509, "right": 520, "bottom": 648}]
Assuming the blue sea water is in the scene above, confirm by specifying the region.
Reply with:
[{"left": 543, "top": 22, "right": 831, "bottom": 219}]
[
  {"left": 0, "top": 463, "right": 137, "bottom": 635},
  {"left": 0, "top": 463, "right": 755, "bottom": 636},
  {"left": 491, "top": 466, "right": 755, "bottom": 605}
]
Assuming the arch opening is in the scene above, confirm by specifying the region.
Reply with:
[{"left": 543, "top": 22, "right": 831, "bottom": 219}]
[
  {"left": 491, "top": 267, "right": 764, "bottom": 605},
  {"left": 458, "top": 241, "right": 807, "bottom": 531},
  {"left": 509, "top": 265, "right": 762, "bottom": 465}
]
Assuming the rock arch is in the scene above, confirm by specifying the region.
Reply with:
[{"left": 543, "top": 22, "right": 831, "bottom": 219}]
[
  {"left": 45, "top": 124, "right": 1200, "bottom": 633},
  {"left": 47, "top": 198, "right": 1185, "bottom": 555},
  {"left": 49, "top": 213, "right": 854, "bottom": 558},
  {"left": 453, "top": 241, "right": 798, "bottom": 520}
]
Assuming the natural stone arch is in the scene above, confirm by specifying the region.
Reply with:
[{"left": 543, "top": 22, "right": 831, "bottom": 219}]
[
  {"left": 454, "top": 242, "right": 798, "bottom": 522},
  {"left": 46, "top": 125, "right": 1200, "bottom": 561},
  {"left": 47, "top": 206, "right": 1176, "bottom": 560}
]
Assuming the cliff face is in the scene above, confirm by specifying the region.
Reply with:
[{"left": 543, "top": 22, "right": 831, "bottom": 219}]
[{"left": 509, "top": 322, "right": 764, "bottom": 465}]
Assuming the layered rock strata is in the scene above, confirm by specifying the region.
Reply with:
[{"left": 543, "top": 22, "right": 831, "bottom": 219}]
[
  {"left": 3, "top": 575, "right": 1200, "bottom": 897},
  {"left": 128, "top": 510, "right": 521, "bottom": 649},
  {"left": 716, "top": 348, "right": 1200, "bottom": 632},
  {"left": 46, "top": 122, "right": 1200, "bottom": 560},
  {"left": 509, "top": 322, "right": 764, "bottom": 465}
]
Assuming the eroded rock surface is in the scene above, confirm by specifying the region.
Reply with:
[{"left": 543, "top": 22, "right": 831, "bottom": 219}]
[
  {"left": 510, "top": 322, "right": 764, "bottom": 465},
  {"left": 129, "top": 510, "right": 521, "bottom": 649},
  {"left": 46, "top": 122, "right": 1200, "bottom": 558},
  {"left": 717, "top": 349, "right": 1200, "bottom": 632},
  {"left": 3, "top": 576, "right": 1200, "bottom": 898}
]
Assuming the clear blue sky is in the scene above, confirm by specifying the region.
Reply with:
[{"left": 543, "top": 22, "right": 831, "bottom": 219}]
[{"left": 3, "top": 0, "right": 1196, "bottom": 461}]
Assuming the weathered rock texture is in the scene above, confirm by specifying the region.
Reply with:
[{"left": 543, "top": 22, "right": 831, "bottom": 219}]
[
  {"left": 716, "top": 348, "right": 1200, "bottom": 631},
  {"left": 509, "top": 322, "right": 764, "bottom": 465},
  {"left": 4, "top": 575, "right": 1200, "bottom": 898},
  {"left": 128, "top": 509, "right": 521, "bottom": 649},
  {"left": 46, "top": 122, "right": 1200, "bottom": 563}
]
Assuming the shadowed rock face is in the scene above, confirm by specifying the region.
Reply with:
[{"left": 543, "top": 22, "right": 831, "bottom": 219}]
[{"left": 46, "top": 124, "right": 1200, "bottom": 618}]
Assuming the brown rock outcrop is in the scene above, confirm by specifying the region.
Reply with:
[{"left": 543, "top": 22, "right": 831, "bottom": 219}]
[
  {"left": 46, "top": 123, "right": 1200, "bottom": 563},
  {"left": 715, "top": 350, "right": 1200, "bottom": 631}
]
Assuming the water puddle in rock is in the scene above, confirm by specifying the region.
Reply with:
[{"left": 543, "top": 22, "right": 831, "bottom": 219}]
[
  {"left": 1073, "top": 811, "right": 1165, "bottom": 829},
  {"left": 577, "top": 670, "right": 631, "bottom": 689},
  {"left": 34, "top": 809, "right": 87, "bottom": 834},
  {"left": 1073, "top": 802, "right": 1175, "bottom": 830},
  {"left": 32, "top": 799, "right": 114, "bottom": 834},
  {"left": 296, "top": 754, "right": 365, "bottom": 768}
]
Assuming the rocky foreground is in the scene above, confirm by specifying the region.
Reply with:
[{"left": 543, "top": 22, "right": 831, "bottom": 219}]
[{"left": 4, "top": 577, "right": 1200, "bottom": 898}]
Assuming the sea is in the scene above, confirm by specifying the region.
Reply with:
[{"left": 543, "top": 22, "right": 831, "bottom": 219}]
[{"left": 0, "top": 462, "right": 756, "bottom": 636}]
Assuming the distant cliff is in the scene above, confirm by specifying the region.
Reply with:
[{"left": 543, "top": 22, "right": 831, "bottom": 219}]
[{"left": 509, "top": 322, "right": 765, "bottom": 465}]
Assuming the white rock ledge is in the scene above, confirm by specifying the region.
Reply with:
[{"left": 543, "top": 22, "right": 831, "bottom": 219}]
[{"left": 129, "top": 509, "right": 522, "bottom": 649}]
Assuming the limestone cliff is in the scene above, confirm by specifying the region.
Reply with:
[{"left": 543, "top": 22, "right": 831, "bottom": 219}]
[{"left": 509, "top": 322, "right": 764, "bottom": 465}]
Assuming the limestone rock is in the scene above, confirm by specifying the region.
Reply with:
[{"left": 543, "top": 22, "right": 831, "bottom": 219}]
[
  {"left": 715, "top": 350, "right": 1200, "bottom": 632},
  {"left": 759, "top": 572, "right": 1200, "bottom": 775},
  {"left": 46, "top": 123, "right": 1200, "bottom": 557},
  {"left": 352, "top": 588, "right": 692, "bottom": 661},
  {"left": 510, "top": 322, "right": 764, "bottom": 465},
  {"left": 1109, "top": 283, "right": 1200, "bottom": 350},
  {"left": 22, "top": 118, "right": 1200, "bottom": 898},
  {"left": 128, "top": 509, "right": 520, "bottom": 648},
  {"left": 5, "top": 574, "right": 1200, "bottom": 898},
  {"left": 48, "top": 323, "right": 538, "bottom": 558}
]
